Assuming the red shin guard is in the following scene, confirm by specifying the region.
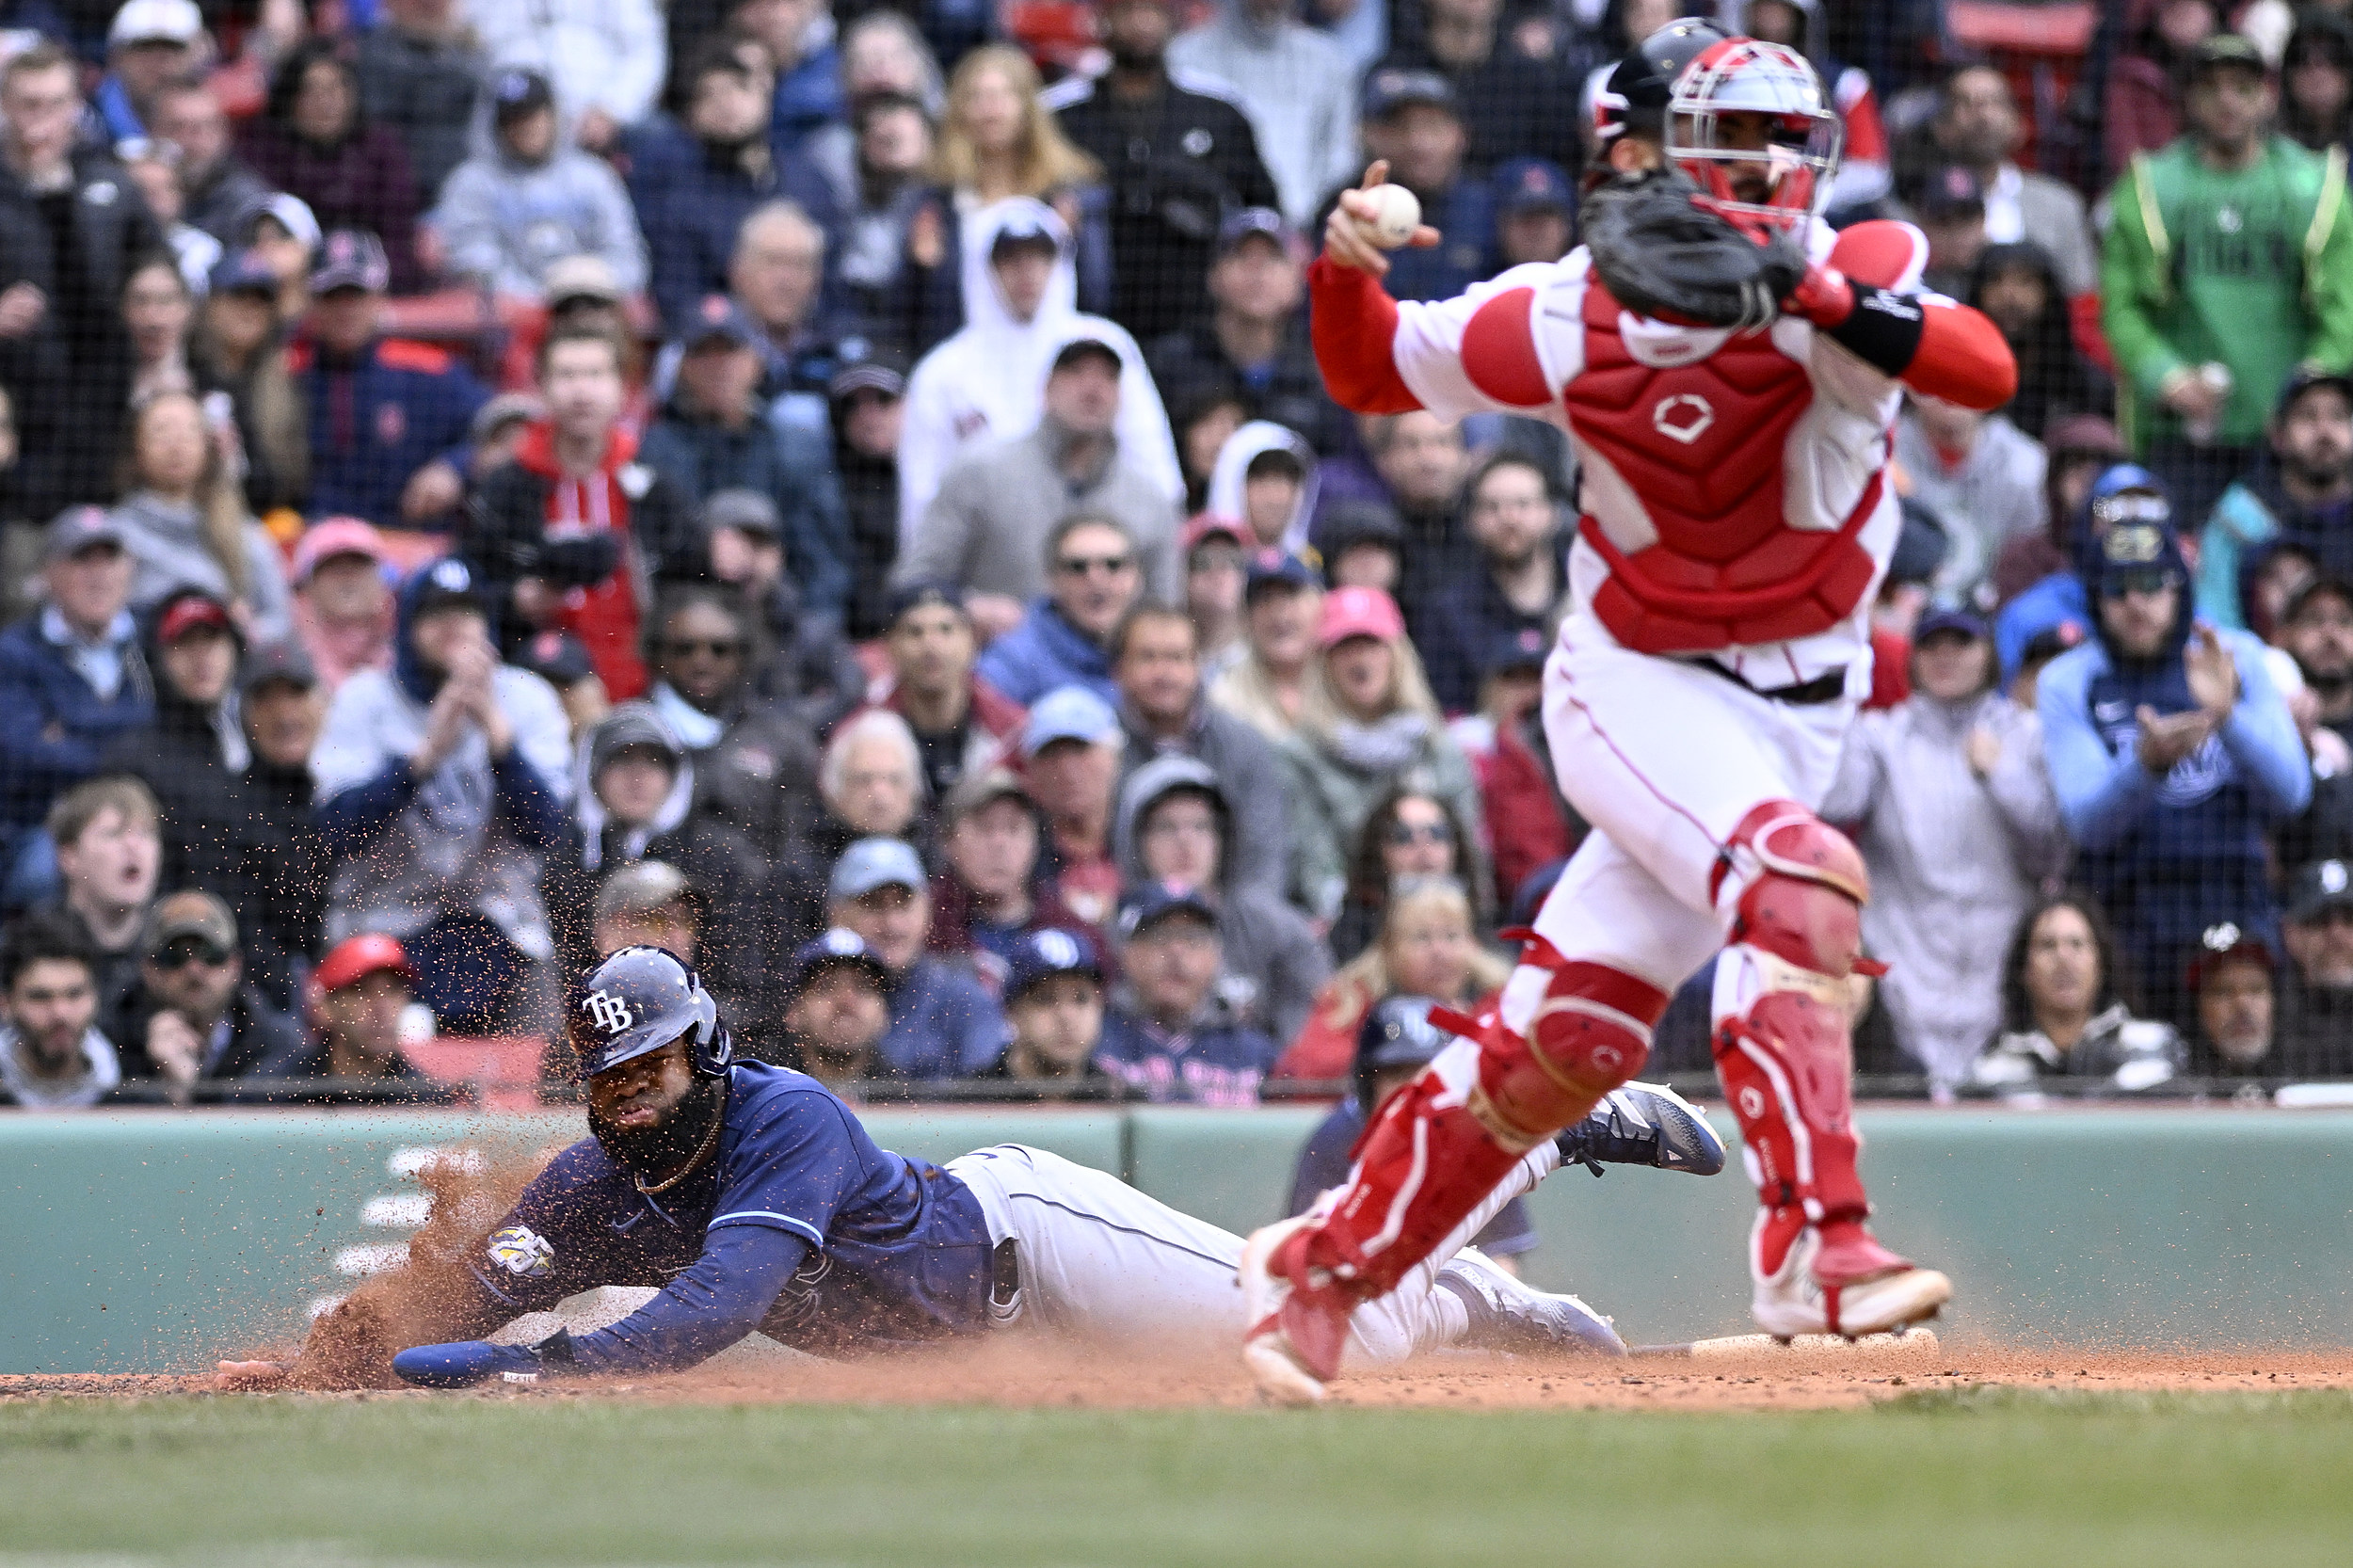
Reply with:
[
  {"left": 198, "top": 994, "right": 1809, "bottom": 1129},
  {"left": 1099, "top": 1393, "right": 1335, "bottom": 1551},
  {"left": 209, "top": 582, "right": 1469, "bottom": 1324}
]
[
  {"left": 1712, "top": 803, "right": 1905, "bottom": 1284},
  {"left": 1292, "top": 960, "right": 1666, "bottom": 1305}
]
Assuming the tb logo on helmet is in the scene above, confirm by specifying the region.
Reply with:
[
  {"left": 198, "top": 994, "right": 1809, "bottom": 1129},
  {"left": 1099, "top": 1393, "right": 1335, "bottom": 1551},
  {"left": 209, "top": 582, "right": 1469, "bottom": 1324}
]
[{"left": 581, "top": 988, "right": 636, "bottom": 1035}]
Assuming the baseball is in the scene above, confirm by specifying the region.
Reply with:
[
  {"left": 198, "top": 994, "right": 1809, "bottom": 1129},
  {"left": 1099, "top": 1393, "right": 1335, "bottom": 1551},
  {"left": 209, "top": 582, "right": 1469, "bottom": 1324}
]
[{"left": 1358, "top": 183, "right": 1421, "bottom": 248}]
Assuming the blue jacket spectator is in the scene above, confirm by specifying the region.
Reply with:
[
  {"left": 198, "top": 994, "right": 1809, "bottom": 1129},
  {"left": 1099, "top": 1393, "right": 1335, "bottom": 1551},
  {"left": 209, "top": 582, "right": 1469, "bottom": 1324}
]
[
  {"left": 1997, "top": 463, "right": 2170, "bottom": 682},
  {"left": 638, "top": 296, "right": 852, "bottom": 624},
  {"left": 825, "top": 836, "right": 1006, "bottom": 1078},
  {"left": 312, "top": 560, "right": 573, "bottom": 1032},
  {"left": 2038, "top": 520, "right": 2311, "bottom": 1020},
  {"left": 972, "top": 514, "right": 1144, "bottom": 708},
  {"left": 295, "top": 235, "right": 490, "bottom": 529},
  {"left": 976, "top": 600, "right": 1119, "bottom": 709},
  {"left": 0, "top": 511, "right": 153, "bottom": 869},
  {"left": 627, "top": 43, "right": 841, "bottom": 332}
]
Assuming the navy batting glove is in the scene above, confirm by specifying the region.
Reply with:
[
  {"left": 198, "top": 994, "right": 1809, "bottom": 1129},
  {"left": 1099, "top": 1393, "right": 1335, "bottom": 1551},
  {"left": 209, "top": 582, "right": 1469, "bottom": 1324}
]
[{"left": 393, "top": 1331, "right": 573, "bottom": 1388}]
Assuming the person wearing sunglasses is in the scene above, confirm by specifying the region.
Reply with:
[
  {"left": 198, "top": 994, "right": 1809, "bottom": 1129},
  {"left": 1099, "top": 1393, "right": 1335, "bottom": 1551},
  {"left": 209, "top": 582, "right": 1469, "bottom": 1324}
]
[
  {"left": 1327, "top": 786, "right": 1474, "bottom": 967},
  {"left": 2038, "top": 516, "right": 2309, "bottom": 1026},
  {"left": 973, "top": 513, "right": 1144, "bottom": 709},
  {"left": 115, "top": 889, "right": 302, "bottom": 1095}
]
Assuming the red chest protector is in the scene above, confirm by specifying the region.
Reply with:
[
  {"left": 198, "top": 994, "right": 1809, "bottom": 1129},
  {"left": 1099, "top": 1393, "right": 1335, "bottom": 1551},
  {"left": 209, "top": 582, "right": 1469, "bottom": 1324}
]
[{"left": 1560, "top": 280, "right": 1883, "bottom": 653}]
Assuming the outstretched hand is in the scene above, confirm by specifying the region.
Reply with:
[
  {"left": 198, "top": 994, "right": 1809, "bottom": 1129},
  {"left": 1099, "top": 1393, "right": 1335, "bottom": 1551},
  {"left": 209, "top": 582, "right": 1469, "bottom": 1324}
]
[{"left": 1321, "top": 161, "right": 1442, "bottom": 278}]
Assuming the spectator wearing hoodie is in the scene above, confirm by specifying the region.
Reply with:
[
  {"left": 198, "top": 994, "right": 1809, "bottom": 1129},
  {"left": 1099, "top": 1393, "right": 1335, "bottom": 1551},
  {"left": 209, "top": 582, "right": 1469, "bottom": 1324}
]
[
  {"left": 927, "top": 768, "right": 1096, "bottom": 991},
  {"left": 0, "top": 510, "right": 153, "bottom": 869},
  {"left": 224, "top": 642, "right": 332, "bottom": 1015},
  {"left": 464, "top": 0, "right": 665, "bottom": 156},
  {"left": 2196, "top": 369, "right": 2353, "bottom": 631},
  {"left": 460, "top": 324, "right": 704, "bottom": 701},
  {"left": 1823, "top": 609, "right": 2069, "bottom": 1091},
  {"left": 296, "top": 231, "right": 492, "bottom": 530},
  {"left": 288, "top": 519, "right": 397, "bottom": 695},
  {"left": 100, "top": 591, "right": 249, "bottom": 900},
  {"left": 312, "top": 559, "right": 574, "bottom": 1032},
  {"left": 825, "top": 834, "right": 1007, "bottom": 1079},
  {"left": 862, "top": 583, "right": 1026, "bottom": 806},
  {"left": 2039, "top": 519, "right": 2310, "bottom": 1022},
  {"left": 1201, "top": 419, "right": 1317, "bottom": 559},
  {"left": 1997, "top": 463, "right": 2171, "bottom": 682},
  {"left": 974, "top": 516, "right": 1143, "bottom": 709},
  {"left": 1894, "top": 392, "right": 2048, "bottom": 608},
  {"left": 1413, "top": 451, "right": 1566, "bottom": 716},
  {"left": 1279, "top": 586, "right": 1488, "bottom": 921},
  {"left": 238, "top": 42, "right": 427, "bottom": 294},
  {"left": 1114, "top": 753, "right": 1327, "bottom": 1044},
  {"left": 638, "top": 296, "right": 852, "bottom": 629},
  {"left": 428, "top": 70, "right": 649, "bottom": 303},
  {"left": 1111, "top": 602, "right": 1290, "bottom": 901},
  {"left": 895, "top": 200, "right": 1182, "bottom": 550},
  {"left": 899, "top": 336, "right": 1183, "bottom": 616},
  {"left": 1096, "top": 880, "right": 1278, "bottom": 1103},
  {"left": 1991, "top": 416, "right": 2132, "bottom": 608},
  {"left": 108, "top": 390, "right": 295, "bottom": 646},
  {"left": 547, "top": 702, "right": 771, "bottom": 1014},
  {"left": 355, "top": 0, "right": 488, "bottom": 204}
]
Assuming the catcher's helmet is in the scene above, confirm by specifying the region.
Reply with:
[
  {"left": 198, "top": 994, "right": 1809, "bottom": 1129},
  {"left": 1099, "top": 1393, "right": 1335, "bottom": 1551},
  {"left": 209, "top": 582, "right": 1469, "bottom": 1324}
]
[
  {"left": 1353, "top": 994, "right": 1456, "bottom": 1111},
  {"left": 568, "top": 945, "right": 732, "bottom": 1080},
  {"left": 1594, "top": 18, "right": 1729, "bottom": 146},
  {"left": 1666, "top": 37, "right": 1842, "bottom": 232}
]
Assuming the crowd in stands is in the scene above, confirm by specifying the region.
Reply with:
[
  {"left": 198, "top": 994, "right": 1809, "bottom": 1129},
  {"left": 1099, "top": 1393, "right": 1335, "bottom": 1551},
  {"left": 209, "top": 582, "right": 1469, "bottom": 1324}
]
[{"left": 8, "top": 0, "right": 2353, "bottom": 1112}]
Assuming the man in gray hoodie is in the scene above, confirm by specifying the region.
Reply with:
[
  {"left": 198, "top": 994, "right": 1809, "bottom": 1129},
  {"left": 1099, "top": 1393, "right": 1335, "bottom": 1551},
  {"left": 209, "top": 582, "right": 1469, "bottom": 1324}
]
[
  {"left": 1114, "top": 752, "right": 1328, "bottom": 1045},
  {"left": 427, "top": 69, "right": 648, "bottom": 301}
]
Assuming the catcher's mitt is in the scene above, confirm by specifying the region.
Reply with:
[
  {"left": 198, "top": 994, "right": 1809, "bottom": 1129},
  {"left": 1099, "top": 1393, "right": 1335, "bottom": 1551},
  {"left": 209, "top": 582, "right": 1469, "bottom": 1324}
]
[{"left": 1581, "top": 169, "right": 1807, "bottom": 332}]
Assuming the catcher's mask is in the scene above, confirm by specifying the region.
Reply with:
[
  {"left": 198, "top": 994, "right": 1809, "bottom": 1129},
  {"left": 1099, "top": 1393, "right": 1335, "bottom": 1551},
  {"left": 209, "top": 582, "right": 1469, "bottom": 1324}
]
[{"left": 1666, "top": 38, "right": 1842, "bottom": 234}]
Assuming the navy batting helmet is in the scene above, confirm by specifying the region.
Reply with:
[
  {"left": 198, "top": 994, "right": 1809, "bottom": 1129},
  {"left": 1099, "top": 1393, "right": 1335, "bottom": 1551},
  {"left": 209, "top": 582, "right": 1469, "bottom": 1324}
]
[
  {"left": 568, "top": 946, "right": 731, "bottom": 1080},
  {"left": 1353, "top": 994, "right": 1455, "bottom": 1111}
]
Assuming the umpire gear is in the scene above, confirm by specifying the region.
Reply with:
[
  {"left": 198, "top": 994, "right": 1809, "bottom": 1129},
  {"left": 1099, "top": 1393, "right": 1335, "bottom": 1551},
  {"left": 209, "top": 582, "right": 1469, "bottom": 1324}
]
[{"left": 568, "top": 946, "right": 732, "bottom": 1080}]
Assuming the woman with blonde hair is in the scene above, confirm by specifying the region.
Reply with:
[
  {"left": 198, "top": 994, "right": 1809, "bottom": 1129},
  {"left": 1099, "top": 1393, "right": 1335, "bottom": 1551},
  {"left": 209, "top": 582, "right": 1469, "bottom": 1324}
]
[
  {"left": 1278, "top": 587, "right": 1490, "bottom": 922},
  {"left": 1274, "top": 876, "right": 1509, "bottom": 1080},
  {"left": 896, "top": 44, "right": 1109, "bottom": 351},
  {"left": 109, "top": 390, "right": 295, "bottom": 644}
]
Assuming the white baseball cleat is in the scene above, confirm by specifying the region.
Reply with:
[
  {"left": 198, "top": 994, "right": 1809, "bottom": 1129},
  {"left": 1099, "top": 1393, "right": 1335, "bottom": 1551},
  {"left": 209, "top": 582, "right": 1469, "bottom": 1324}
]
[
  {"left": 1239, "top": 1216, "right": 1342, "bottom": 1407},
  {"left": 1436, "top": 1249, "right": 1626, "bottom": 1356},
  {"left": 1750, "top": 1220, "right": 1952, "bottom": 1340}
]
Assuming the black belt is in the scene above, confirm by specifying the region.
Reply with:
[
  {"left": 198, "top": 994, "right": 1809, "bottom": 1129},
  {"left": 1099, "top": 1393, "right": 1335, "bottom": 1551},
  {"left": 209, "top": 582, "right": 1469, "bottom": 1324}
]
[{"left": 1690, "top": 659, "right": 1849, "bottom": 707}]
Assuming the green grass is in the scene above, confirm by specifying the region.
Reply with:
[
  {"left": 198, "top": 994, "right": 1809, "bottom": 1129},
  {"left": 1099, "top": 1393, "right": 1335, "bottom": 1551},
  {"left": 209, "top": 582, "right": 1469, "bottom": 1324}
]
[{"left": 2, "top": 1390, "right": 2350, "bottom": 1567}]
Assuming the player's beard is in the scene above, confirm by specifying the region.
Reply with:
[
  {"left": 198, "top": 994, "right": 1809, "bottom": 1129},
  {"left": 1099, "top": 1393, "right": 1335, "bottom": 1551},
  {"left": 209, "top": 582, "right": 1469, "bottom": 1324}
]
[{"left": 589, "top": 1074, "right": 727, "bottom": 1183}]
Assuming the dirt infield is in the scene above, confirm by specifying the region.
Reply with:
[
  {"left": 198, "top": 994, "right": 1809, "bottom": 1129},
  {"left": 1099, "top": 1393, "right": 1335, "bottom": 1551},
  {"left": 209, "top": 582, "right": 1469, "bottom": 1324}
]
[{"left": 9, "top": 1340, "right": 2353, "bottom": 1413}]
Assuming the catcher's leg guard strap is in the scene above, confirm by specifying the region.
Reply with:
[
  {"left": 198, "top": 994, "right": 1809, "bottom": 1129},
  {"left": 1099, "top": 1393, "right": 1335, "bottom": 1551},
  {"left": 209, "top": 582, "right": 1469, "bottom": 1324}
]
[{"left": 1477, "top": 960, "right": 1665, "bottom": 1149}]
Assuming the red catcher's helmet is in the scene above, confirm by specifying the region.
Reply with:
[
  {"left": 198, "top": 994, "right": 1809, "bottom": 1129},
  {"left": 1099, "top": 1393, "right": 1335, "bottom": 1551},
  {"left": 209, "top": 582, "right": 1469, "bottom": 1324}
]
[{"left": 1666, "top": 38, "right": 1842, "bottom": 234}]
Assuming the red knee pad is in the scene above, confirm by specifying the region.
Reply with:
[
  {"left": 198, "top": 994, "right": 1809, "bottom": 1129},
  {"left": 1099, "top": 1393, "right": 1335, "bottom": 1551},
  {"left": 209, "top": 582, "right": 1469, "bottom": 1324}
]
[
  {"left": 1721, "top": 802, "right": 1878, "bottom": 979},
  {"left": 1470, "top": 960, "right": 1664, "bottom": 1145}
]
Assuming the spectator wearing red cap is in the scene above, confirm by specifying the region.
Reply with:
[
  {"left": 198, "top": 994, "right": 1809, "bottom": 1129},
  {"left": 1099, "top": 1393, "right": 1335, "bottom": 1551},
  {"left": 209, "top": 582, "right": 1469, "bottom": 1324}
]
[
  {"left": 1277, "top": 586, "right": 1487, "bottom": 921},
  {"left": 251, "top": 934, "right": 453, "bottom": 1103},
  {"left": 2184, "top": 922, "right": 2284, "bottom": 1078},
  {"left": 100, "top": 589, "right": 248, "bottom": 900},
  {"left": 1181, "top": 515, "right": 1248, "bottom": 682}
]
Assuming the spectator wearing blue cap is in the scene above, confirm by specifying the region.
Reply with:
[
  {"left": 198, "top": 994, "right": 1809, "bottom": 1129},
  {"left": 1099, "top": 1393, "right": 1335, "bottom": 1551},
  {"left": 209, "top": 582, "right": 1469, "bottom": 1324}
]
[
  {"left": 973, "top": 515, "right": 1144, "bottom": 709},
  {"left": 1207, "top": 547, "right": 1322, "bottom": 745},
  {"left": 776, "top": 926, "right": 894, "bottom": 1090},
  {"left": 428, "top": 68, "right": 648, "bottom": 304},
  {"left": 1490, "top": 157, "right": 1574, "bottom": 270},
  {"left": 1046, "top": 0, "right": 1281, "bottom": 342},
  {"left": 2039, "top": 518, "right": 2310, "bottom": 1023},
  {"left": 825, "top": 836, "right": 1007, "bottom": 1080},
  {"left": 1997, "top": 464, "right": 2171, "bottom": 682},
  {"left": 1096, "top": 881, "right": 1278, "bottom": 1104},
  {"left": 1144, "top": 210, "right": 1348, "bottom": 457},
  {"left": 639, "top": 294, "right": 853, "bottom": 629},
  {"left": 1019, "top": 685, "right": 1128, "bottom": 933},
  {"left": 1313, "top": 70, "right": 1497, "bottom": 304},
  {"left": 1823, "top": 608, "right": 2067, "bottom": 1091},
  {"left": 1113, "top": 753, "right": 1327, "bottom": 1044},
  {"left": 984, "top": 925, "right": 1112, "bottom": 1086}
]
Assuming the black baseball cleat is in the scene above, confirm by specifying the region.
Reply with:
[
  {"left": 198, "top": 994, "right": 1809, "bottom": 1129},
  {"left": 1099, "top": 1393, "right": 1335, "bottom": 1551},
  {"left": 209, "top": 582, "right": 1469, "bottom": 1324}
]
[
  {"left": 1556, "top": 1082, "right": 1727, "bottom": 1177},
  {"left": 1436, "top": 1250, "right": 1626, "bottom": 1356}
]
